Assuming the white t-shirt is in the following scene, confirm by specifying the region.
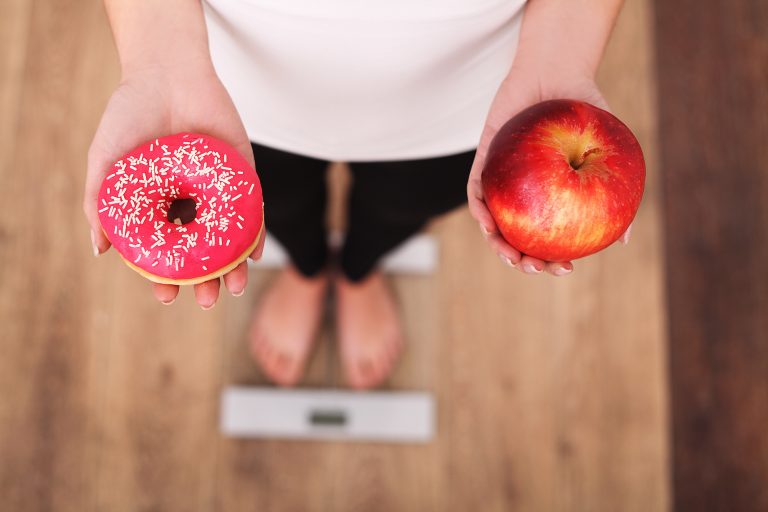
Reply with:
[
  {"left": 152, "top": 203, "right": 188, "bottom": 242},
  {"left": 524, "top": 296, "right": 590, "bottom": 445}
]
[{"left": 203, "top": 0, "right": 526, "bottom": 161}]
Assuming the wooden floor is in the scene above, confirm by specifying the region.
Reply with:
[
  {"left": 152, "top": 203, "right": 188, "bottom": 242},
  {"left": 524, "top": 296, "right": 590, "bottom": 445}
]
[
  {"left": 0, "top": 0, "right": 669, "bottom": 510},
  {"left": 655, "top": 0, "right": 768, "bottom": 509}
]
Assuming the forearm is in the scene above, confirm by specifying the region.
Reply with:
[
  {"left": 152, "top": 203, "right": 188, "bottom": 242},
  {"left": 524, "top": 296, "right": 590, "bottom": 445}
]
[
  {"left": 104, "top": 0, "right": 211, "bottom": 75},
  {"left": 513, "top": 0, "right": 623, "bottom": 78}
]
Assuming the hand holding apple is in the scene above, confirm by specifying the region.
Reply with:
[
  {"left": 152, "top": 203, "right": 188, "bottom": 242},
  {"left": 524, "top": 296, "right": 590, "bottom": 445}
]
[
  {"left": 481, "top": 99, "right": 644, "bottom": 262},
  {"left": 467, "top": 71, "right": 634, "bottom": 275}
]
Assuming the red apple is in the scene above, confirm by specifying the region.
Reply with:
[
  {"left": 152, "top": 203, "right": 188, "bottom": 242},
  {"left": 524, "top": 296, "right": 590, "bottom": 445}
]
[{"left": 481, "top": 99, "right": 645, "bottom": 262}]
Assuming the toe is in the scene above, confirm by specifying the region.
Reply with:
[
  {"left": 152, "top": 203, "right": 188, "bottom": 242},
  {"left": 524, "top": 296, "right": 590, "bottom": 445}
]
[
  {"left": 347, "top": 355, "right": 384, "bottom": 390},
  {"left": 260, "top": 344, "right": 282, "bottom": 381},
  {"left": 251, "top": 333, "right": 272, "bottom": 369},
  {"left": 255, "top": 341, "right": 304, "bottom": 388},
  {"left": 387, "top": 336, "right": 402, "bottom": 364},
  {"left": 344, "top": 356, "right": 369, "bottom": 390},
  {"left": 274, "top": 351, "right": 302, "bottom": 387}
]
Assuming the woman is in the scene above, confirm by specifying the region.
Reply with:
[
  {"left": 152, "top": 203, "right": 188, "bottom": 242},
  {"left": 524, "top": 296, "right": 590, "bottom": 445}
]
[{"left": 83, "top": 0, "right": 629, "bottom": 389}]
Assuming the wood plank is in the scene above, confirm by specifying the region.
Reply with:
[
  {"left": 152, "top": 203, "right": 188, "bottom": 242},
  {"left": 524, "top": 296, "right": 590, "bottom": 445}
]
[
  {"left": 0, "top": 0, "right": 32, "bottom": 176},
  {"left": 654, "top": 0, "right": 768, "bottom": 509},
  {"left": 0, "top": 0, "right": 106, "bottom": 510}
]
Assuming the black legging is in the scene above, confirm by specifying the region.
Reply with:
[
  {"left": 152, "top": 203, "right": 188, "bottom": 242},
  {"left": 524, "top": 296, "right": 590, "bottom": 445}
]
[{"left": 252, "top": 142, "right": 475, "bottom": 282}]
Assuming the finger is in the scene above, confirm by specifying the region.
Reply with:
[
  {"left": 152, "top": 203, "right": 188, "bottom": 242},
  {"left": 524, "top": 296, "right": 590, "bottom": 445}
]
[
  {"left": 83, "top": 147, "right": 113, "bottom": 256},
  {"left": 591, "top": 94, "right": 611, "bottom": 112},
  {"left": 223, "top": 261, "right": 248, "bottom": 296},
  {"left": 249, "top": 227, "right": 266, "bottom": 261},
  {"left": 153, "top": 283, "right": 180, "bottom": 305},
  {"left": 466, "top": 129, "right": 502, "bottom": 235},
  {"left": 235, "top": 138, "right": 256, "bottom": 169},
  {"left": 84, "top": 127, "right": 140, "bottom": 256},
  {"left": 620, "top": 223, "right": 633, "bottom": 245},
  {"left": 484, "top": 232, "right": 522, "bottom": 267},
  {"left": 466, "top": 175, "right": 500, "bottom": 234},
  {"left": 194, "top": 278, "right": 221, "bottom": 310},
  {"left": 545, "top": 260, "right": 574, "bottom": 277},
  {"left": 518, "top": 255, "right": 545, "bottom": 275},
  {"left": 84, "top": 87, "right": 166, "bottom": 256}
]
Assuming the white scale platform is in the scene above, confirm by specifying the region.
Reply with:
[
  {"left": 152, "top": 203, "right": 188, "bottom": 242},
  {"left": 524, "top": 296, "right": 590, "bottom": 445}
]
[
  {"left": 221, "top": 387, "right": 434, "bottom": 443},
  {"left": 222, "top": 233, "right": 437, "bottom": 443}
]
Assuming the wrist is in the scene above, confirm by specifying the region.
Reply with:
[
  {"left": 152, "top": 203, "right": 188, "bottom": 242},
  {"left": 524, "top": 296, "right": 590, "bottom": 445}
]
[
  {"left": 105, "top": 0, "right": 212, "bottom": 77},
  {"left": 509, "top": 0, "right": 622, "bottom": 86},
  {"left": 504, "top": 53, "right": 596, "bottom": 97},
  {"left": 120, "top": 48, "right": 214, "bottom": 79},
  {"left": 510, "top": 48, "right": 595, "bottom": 85}
]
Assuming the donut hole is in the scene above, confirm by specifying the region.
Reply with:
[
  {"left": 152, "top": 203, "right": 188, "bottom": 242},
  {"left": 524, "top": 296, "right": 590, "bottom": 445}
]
[{"left": 167, "top": 198, "right": 197, "bottom": 225}]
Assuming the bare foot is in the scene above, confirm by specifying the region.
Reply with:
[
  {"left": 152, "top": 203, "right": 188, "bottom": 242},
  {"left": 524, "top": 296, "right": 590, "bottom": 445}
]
[
  {"left": 249, "top": 265, "right": 328, "bottom": 386},
  {"left": 335, "top": 271, "right": 404, "bottom": 390}
]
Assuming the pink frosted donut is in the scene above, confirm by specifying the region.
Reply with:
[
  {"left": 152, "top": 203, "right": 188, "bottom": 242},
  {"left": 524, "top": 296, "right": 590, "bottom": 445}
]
[{"left": 97, "top": 133, "right": 264, "bottom": 285}]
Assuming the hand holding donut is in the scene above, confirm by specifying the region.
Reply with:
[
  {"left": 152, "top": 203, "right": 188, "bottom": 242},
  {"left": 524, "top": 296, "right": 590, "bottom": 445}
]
[{"left": 84, "top": 18, "right": 263, "bottom": 308}]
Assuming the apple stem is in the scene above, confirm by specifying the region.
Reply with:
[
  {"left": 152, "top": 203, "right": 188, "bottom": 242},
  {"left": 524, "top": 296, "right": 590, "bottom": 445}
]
[{"left": 570, "top": 147, "right": 601, "bottom": 170}]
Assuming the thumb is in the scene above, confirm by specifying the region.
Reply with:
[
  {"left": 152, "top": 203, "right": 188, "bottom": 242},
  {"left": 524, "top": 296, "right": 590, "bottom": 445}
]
[
  {"left": 84, "top": 145, "right": 113, "bottom": 256},
  {"left": 235, "top": 139, "right": 255, "bottom": 170},
  {"left": 466, "top": 123, "right": 500, "bottom": 232},
  {"left": 249, "top": 223, "right": 267, "bottom": 261}
]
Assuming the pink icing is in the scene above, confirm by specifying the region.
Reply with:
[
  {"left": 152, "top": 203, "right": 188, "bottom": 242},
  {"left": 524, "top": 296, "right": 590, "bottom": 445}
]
[{"left": 97, "top": 133, "right": 263, "bottom": 280}]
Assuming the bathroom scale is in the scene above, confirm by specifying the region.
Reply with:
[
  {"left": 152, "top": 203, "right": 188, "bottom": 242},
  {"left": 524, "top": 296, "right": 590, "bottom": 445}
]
[
  {"left": 221, "top": 387, "right": 434, "bottom": 443},
  {"left": 228, "top": 233, "right": 437, "bottom": 443}
]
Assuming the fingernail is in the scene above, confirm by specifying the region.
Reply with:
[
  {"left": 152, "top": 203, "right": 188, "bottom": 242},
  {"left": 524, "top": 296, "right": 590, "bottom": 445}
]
[
  {"left": 523, "top": 263, "right": 542, "bottom": 274},
  {"left": 232, "top": 288, "right": 245, "bottom": 297},
  {"left": 90, "top": 230, "right": 100, "bottom": 257},
  {"left": 621, "top": 225, "right": 633, "bottom": 245},
  {"left": 479, "top": 224, "right": 490, "bottom": 237},
  {"left": 201, "top": 302, "right": 215, "bottom": 311},
  {"left": 554, "top": 266, "right": 572, "bottom": 276},
  {"left": 498, "top": 254, "right": 515, "bottom": 268},
  {"left": 161, "top": 298, "right": 175, "bottom": 306}
]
